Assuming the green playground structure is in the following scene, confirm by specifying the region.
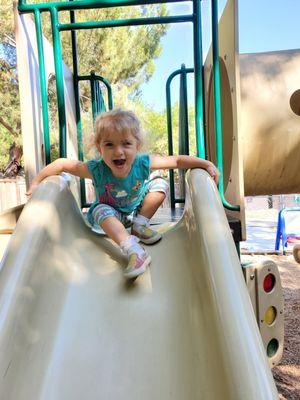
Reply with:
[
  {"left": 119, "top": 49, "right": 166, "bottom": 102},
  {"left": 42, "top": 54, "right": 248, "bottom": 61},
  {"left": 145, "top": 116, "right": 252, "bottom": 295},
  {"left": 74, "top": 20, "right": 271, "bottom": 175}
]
[{"left": 1, "top": 0, "right": 296, "bottom": 398}]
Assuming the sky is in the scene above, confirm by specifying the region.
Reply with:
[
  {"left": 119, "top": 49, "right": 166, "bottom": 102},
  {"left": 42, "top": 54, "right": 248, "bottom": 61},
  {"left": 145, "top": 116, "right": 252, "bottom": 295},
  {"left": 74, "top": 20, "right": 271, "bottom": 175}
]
[{"left": 140, "top": 0, "right": 300, "bottom": 111}]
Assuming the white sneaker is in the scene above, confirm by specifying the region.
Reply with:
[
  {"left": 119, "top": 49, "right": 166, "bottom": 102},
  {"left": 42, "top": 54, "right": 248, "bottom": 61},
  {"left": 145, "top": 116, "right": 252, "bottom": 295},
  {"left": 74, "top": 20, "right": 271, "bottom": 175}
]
[
  {"left": 131, "top": 224, "right": 162, "bottom": 245},
  {"left": 121, "top": 235, "right": 151, "bottom": 279},
  {"left": 123, "top": 251, "right": 151, "bottom": 279}
]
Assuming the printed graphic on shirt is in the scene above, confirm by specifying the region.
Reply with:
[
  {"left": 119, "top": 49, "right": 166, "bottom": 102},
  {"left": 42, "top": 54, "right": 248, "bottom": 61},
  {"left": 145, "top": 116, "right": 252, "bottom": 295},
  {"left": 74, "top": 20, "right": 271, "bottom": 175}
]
[
  {"left": 115, "top": 190, "right": 127, "bottom": 198},
  {"left": 98, "top": 180, "right": 144, "bottom": 209},
  {"left": 99, "top": 183, "right": 116, "bottom": 206},
  {"left": 133, "top": 181, "right": 141, "bottom": 191}
]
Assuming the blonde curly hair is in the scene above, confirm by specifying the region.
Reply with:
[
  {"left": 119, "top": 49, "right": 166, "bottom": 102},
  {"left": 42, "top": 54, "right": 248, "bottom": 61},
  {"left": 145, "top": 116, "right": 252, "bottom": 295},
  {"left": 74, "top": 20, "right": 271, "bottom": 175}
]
[{"left": 93, "top": 108, "right": 144, "bottom": 148}]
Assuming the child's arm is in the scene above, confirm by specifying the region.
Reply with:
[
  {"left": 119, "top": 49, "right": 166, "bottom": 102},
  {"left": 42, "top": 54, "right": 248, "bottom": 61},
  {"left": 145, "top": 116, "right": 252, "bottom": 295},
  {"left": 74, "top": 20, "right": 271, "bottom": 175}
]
[
  {"left": 26, "top": 158, "right": 92, "bottom": 196},
  {"left": 150, "top": 154, "right": 220, "bottom": 184}
]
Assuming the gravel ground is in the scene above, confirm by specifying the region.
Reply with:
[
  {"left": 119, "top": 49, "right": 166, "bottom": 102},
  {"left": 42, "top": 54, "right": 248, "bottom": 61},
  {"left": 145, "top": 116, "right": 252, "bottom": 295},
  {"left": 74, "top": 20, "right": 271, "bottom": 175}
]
[{"left": 242, "top": 254, "right": 300, "bottom": 399}]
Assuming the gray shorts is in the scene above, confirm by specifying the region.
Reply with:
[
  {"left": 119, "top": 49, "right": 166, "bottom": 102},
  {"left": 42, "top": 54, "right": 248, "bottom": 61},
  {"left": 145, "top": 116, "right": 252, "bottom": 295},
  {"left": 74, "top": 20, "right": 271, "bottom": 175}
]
[{"left": 92, "top": 177, "right": 168, "bottom": 227}]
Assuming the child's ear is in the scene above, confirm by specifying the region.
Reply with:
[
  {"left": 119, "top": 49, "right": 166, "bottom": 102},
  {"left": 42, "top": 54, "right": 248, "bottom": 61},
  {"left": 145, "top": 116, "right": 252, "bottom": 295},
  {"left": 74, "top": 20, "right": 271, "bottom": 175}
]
[{"left": 96, "top": 141, "right": 102, "bottom": 155}]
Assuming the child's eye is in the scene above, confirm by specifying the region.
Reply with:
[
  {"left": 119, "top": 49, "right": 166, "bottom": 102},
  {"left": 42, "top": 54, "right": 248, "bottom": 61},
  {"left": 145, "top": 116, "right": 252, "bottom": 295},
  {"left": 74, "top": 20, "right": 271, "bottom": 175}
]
[
  {"left": 105, "top": 142, "right": 113, "bottom": 147},
  {"left": 124, "top": 141, "right": 132, "bottom": 146}
]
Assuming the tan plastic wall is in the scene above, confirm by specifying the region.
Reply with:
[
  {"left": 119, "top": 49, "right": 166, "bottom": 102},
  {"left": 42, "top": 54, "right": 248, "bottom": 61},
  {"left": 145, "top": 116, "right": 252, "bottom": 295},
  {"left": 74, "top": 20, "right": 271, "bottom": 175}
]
[
  {"left": 240, "top": 50, "right": 300, "bottom": 195},
  {"left": 205, "top": 0, "right": 300, "bottom": 201}
]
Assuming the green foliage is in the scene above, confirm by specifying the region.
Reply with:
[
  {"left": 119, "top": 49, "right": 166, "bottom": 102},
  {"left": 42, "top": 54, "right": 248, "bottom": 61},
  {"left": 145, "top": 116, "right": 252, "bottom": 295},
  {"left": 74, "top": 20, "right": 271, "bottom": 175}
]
[
  {"left": 129, "top": 100, "right": 197, "bottom": 182},
  {"left": 0, "top": 127, "right": 15, "bottom": 170},
  {"left": 0, "top": 2, "right": 20, "bottom": 170},
  {"left": 43, "top": 4, "right": 168, "bottom": 102},
  {"left": 0, "top": 1, "right": 14, "bottom": 43},
  {"left": 0, "top": 58, "right": 20, "bottom": 136},
  {"left": 131, "top": 100, "right": 196, "bottom": 156}
]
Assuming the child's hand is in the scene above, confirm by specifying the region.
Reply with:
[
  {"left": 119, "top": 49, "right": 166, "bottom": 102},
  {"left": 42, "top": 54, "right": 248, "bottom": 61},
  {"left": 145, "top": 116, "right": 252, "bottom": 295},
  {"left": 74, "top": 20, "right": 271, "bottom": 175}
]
[
  {"left": 25, "top": 183, "right": 39, "bottom": 198},
  {"left": 206, "top": 163, "right": 220, "bottom": 184}
]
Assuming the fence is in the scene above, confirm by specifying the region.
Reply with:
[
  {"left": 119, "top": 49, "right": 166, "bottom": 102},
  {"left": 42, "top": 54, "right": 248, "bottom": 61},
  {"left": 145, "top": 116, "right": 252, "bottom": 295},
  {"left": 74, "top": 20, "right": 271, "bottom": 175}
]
[
  {"left": 0, "top": 178, "right": 27, "bottom": 212},
  {"left": 2, "top": 177, "right": 300, "bottom": 215},
  {"left": 246, "top": 194, "right": 300, "bottom": 211}
]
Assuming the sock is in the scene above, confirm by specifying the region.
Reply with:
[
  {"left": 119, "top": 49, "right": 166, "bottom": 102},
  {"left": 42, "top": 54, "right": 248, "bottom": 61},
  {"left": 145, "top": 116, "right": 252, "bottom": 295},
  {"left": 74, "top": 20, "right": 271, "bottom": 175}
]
[
  {"left": 132, "top": 214, "right": 150, "bottom": 227},
  {"left": 120, "top": 235, "right": 145, "bottom": 257}
]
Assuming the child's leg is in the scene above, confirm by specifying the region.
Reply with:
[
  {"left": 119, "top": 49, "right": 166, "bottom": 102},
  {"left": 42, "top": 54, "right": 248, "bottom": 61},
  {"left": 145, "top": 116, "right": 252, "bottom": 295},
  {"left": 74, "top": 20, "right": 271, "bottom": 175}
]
[
  {"left": 93, "top": 203, "right": 129, "bottom": 243},
  {"left": 132, "top": 177, "right": 168, "bottom": 244},
  {"left": 101, "top": 216, "right": 129, "bottom": 245},
  {"left": 92, "top": 204, "right": 151, "bottom": 278},
  {"left": 137, "top": 191, "right": 166, "bottom": 219}
]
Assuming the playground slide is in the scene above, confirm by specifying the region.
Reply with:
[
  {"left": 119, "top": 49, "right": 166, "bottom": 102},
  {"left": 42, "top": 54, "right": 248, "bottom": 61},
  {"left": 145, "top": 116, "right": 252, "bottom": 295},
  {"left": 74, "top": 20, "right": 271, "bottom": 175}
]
[{"left": 0, "top": 170, "right": 278, "bottom": 400}]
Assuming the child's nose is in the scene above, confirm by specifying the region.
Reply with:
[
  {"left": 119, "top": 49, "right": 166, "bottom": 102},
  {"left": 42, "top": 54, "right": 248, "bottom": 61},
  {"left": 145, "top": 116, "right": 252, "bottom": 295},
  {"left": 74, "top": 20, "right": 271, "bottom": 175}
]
[{"left": 114, "top": 145, "right": 124, "bottom": 156}]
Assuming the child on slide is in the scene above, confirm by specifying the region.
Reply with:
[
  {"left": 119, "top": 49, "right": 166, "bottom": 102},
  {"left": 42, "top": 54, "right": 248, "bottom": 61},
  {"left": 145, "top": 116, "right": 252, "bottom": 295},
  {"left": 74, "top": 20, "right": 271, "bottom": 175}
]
[{"left": 27, "top": 109, "right": 219, "bottom": 279}]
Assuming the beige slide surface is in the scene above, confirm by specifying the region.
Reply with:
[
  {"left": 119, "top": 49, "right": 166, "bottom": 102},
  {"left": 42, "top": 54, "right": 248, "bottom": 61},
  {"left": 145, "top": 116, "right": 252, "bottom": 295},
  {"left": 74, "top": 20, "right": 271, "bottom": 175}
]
[{"left": 0, "top": 170, "right": 278, "bottom": 399}]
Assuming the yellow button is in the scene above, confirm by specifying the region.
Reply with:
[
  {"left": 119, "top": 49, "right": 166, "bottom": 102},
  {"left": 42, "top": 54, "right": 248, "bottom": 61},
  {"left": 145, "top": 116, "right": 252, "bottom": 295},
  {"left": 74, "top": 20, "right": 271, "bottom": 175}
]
[{"left": 264, "top": 306, "right": 277, "bottom": 325}]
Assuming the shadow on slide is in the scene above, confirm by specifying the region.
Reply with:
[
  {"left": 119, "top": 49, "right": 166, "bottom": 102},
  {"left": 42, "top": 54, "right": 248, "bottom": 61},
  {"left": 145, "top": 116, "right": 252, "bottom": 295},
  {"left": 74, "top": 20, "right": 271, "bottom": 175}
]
[{"left": 0, "top": 170, "right": 278, "bottom": 399}]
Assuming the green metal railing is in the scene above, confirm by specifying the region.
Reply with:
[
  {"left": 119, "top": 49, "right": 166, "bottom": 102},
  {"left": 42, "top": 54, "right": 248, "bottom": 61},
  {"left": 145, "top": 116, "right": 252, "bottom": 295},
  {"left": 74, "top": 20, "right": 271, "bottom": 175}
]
[
  {"left": 90, "top": 77, "right": 105, "bottom": 121},
  {"left": 178, "top": 64, "right": 189, "bottom": 205},
  {"left": 78, "top": 73, "right": 113, "bottom": 113},
  {"left": 50, "top": 7, "right": 67, "bottom": 158},
  {"left": 77, "top": 72, "right": 113, "bottom": 207},
  {"left": 192, "top": 0, "right": 205, "bottom": 160},
  {"left": 211, "top": 0, "right": 239, "bottom": 211},
  {"left": 34, "top": 9, "right": 51, "bottom": 165},
  {"left": 166, "top": 66, "right": 194, "bottom": 209},
  {"left": 18, "top": 0, "right": 186, "bottom": 13},
  {"left": 178, "top": 64, "right": 189, "bottom": 158},
  {"left": 167, "top": 60, "right": 239, "bottom": 211},
  {"left": 18, "top": 0, "right": 195, "bottom": 208},
  {"left": 59, "top": 15, "right": 193, "bottom": 31},
  {"left": 18, "top": 0, "right": 240, "bottom": 212},
  {"left": 69, "top": 3, "right": 85, "bottom": 205}
]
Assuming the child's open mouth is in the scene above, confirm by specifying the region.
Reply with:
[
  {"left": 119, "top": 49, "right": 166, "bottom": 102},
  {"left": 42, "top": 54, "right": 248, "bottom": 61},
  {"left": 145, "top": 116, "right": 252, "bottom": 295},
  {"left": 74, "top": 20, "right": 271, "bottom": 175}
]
[{"left": 113, "top": 159, "right": 126, "bottom": 167}]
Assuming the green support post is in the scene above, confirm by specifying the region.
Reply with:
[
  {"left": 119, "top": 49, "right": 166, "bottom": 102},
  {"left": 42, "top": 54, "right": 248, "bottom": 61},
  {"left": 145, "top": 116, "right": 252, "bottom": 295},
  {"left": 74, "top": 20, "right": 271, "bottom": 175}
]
[
  {"left": 166, "top": 67, "right": 193, "bottom": 209},
  {"left": 166, "top": 72, "right": 176, "bottom": 210},
  {"left": 211, "top": 0, "right": 239, "bottom": 211},
  {"left": 192, "top": 0, "right": 205, "bottom": 159},
  {"left": 34, "top": 9, "right": 51, "bottom": 165},
  {"left": 50, "top": 7, "right": 67, "bottom": 158},
  {"left": 90, "top": 72, "right": 98, "bottom": 122},
  {"left": 179, "top": 64, "right": 189, "bottom": 157},
  {"left": 69, "top": 4, "right": 86, "bottom": 207},
  {"left": 178, "top": 64, "right": 189, "bottom": 200},
  {"left": 78, "top": 75, "right": 113, "bottom": 111}
]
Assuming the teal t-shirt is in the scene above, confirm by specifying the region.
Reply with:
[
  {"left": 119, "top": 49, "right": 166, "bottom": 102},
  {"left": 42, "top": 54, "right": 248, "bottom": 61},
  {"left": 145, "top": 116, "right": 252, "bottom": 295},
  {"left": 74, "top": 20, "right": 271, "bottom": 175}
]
[{"left": 87, "top": 153, "right": 150, "bottom": 224}]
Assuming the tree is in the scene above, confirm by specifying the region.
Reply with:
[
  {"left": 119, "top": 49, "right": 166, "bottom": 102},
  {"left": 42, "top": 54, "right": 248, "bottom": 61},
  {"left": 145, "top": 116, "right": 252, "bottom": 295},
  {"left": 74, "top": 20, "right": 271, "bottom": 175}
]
[
  {"left": 133, "top": 100, "right": 196, "bottom": 156},
  {"left": 0, "top": 1, "right": 21, "bottom": 172},
  {"left": 0, "top": 0, "right": 169, "bottom": 171},
  {"left": 133, "top": 100, "right": 197, "bottom": 183},
  {"left": 59, "top": 5, "right": 168, "bottom": 94}
]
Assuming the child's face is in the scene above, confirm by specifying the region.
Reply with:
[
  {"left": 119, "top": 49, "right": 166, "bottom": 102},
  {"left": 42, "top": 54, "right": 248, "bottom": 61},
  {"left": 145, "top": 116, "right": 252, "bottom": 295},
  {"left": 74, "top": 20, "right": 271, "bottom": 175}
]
[{"left": 97, "top": 130, "right": 140, "bottom": 178}]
